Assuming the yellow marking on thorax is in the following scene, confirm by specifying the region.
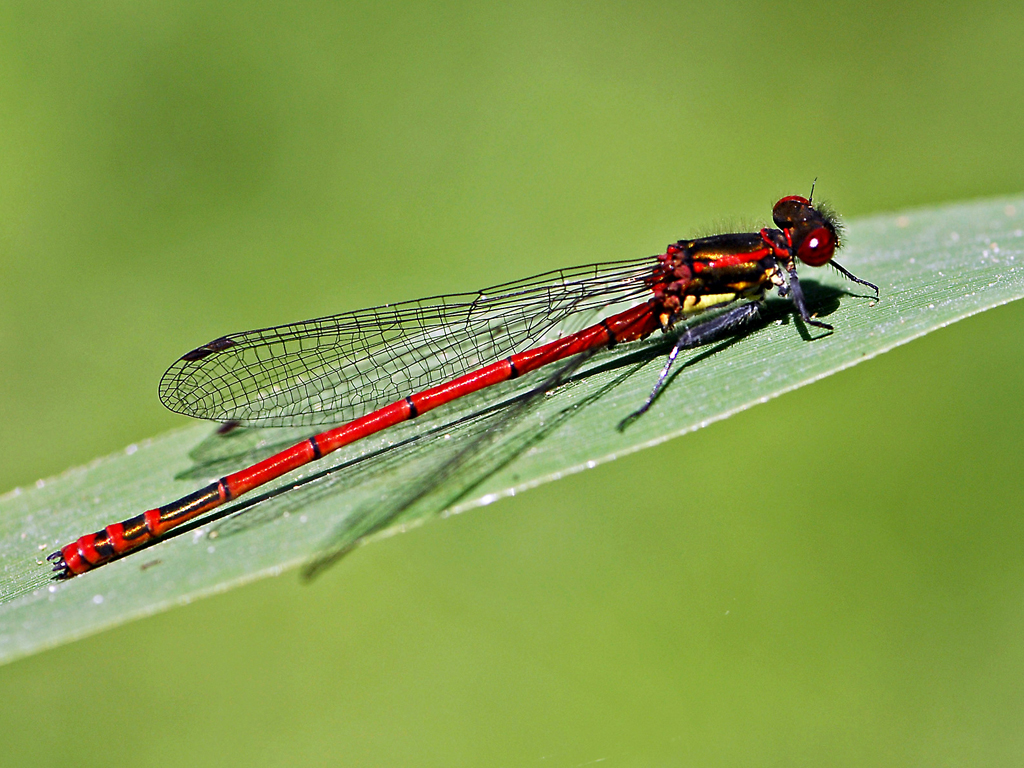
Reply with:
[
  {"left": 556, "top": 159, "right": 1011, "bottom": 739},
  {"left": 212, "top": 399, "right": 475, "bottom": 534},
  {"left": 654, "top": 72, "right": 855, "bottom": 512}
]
[{"left": 681, "top": 292, "right": 737, "bottom": 314}]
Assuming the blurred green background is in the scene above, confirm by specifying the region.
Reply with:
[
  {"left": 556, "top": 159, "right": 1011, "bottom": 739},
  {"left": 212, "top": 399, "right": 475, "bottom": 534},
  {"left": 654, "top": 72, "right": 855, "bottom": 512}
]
[{"left": 2, "top": 1, "right": 1023, "bottom": 765}]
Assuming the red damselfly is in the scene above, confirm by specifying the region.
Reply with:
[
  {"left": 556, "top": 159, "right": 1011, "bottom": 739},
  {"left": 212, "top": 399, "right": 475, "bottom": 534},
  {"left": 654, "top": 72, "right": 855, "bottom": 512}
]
[{"left": 49, "top": 193, "right": 877, "bottom": 578}]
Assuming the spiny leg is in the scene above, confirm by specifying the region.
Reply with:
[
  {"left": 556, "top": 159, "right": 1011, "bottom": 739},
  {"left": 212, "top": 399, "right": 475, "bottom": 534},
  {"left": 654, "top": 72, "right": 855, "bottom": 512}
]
[
  {"left": 785, "top": 267, "right": 833, "bottom": 331},
  {"left": 831, "top": 261, "right": 880, "bottom": 298},
  {"left": 618, "top": 301, "right": 765, "bottom": 429}
]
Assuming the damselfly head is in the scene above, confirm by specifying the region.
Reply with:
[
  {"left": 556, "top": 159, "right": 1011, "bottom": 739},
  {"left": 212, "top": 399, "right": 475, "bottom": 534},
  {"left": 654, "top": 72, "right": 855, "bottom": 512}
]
[{"left": 772, "top": 195, "right": 843, "bottom": 267}]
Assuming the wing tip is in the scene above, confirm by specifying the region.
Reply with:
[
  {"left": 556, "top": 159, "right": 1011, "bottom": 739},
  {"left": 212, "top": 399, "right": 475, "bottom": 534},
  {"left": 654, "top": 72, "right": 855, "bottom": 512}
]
[{"left": 180, "top": 336, "right": 238, "bottom": 361}]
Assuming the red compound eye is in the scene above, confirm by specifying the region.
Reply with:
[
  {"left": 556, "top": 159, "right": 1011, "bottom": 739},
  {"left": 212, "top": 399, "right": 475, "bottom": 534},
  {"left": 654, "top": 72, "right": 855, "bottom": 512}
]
[{"left": 796, "top": 226, "right": 835, "bottom": 266}]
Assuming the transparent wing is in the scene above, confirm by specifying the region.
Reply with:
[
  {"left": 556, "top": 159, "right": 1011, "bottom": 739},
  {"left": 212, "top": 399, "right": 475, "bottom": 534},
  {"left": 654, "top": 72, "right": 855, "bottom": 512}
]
[{"left": 159, "top": 257, "right": 658, "bottom": 427}]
